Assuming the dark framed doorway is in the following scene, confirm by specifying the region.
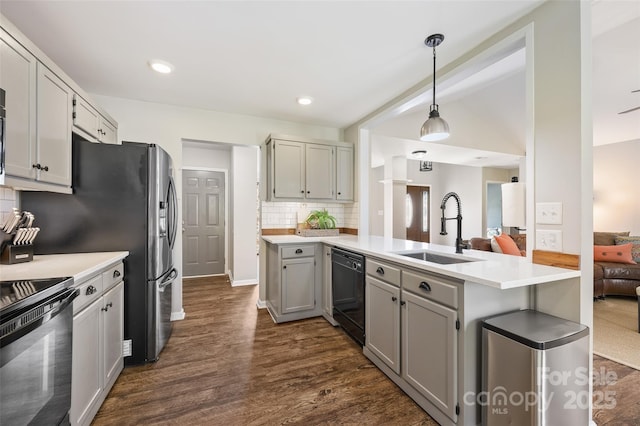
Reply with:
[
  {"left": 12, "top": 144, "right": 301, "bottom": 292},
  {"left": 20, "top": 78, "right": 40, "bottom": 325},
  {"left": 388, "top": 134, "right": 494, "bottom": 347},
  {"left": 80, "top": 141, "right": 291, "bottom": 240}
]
[{"left": 406, "top": 185, "right": 430, "bottom": 243}]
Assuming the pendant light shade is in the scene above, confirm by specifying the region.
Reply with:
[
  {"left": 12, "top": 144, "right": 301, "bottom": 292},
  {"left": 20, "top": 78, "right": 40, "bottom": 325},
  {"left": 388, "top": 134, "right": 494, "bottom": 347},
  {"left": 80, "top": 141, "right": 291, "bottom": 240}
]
[
  {"left": 420, "top": 106, "right": 450, "bottom": 141},
  {"left": 420, "top": 34, "right": 450, "bottom": 142}
]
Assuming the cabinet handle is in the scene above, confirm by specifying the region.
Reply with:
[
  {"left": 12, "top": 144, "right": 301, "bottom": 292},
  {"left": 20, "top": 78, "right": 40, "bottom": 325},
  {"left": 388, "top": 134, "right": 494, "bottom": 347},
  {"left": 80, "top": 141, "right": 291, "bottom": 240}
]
[
  {"left": 32, "top": 163, "right": 41, "bottom": 170},
  {"left": 400, "top": 301, "right": 406, "bottom": 306},
  {"left": 300, "top": 190, "right": 305, "bottom": 193},
  {"left": 419, "top": 281, "right": 432, "bottom": 292},
  {"left": 107, "top": 302, "right": 113, "bottom": 308},
  {"left": 307, "top": 191, "right": 310, "bottom": 194},
  {"left": 338, "top": 192, "right": 341, "bottom": 195},
  {"left": 391, "top": 296, "right": 397, "bottom": 302},
  {"left": 283, "top": 265, "right": 287, "bottom": 269},
  {"left": 101, "top": 306, "right": 109, "bottom": 312},
  {"left": 113, "top": 270, "right": 121, "bottom": 278},
  {"left": 86, "top": 285, "right": 97, "bottom": 295},
  {"left": 376, "top": 267, "right": 384, "bottom": 275},
  {"left": 295, "top": 249, "right": 303, "bottom": 254},
  {"left": 42, "top": 165, "right": 49, "bottom": 172}
]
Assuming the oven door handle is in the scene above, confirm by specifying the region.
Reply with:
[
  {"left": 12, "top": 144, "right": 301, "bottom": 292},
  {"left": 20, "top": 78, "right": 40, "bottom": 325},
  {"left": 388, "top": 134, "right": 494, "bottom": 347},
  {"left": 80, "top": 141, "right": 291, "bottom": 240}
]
[{"left": 0, "top": 288, "right": 79, "bottom": 348}]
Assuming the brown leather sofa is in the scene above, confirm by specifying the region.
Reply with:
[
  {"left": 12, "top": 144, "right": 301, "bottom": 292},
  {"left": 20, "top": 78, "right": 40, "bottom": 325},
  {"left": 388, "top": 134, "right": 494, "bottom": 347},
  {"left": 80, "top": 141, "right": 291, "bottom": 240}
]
[
  {"left": 593, "top": 232, "right": 640, "bottom": 299},
  {"left": 470, "top": 234, "right": 526, "bottom": 255}
]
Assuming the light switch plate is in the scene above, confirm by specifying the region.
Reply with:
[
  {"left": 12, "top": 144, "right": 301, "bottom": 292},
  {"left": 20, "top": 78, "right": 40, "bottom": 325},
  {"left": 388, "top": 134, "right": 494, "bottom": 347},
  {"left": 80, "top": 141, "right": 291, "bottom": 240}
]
[
  {"left": 536, "top": 230, "right": 563, "bottom": 252},
  {"left": 536, "top": 202, "right": 563, "bottom": 225}
]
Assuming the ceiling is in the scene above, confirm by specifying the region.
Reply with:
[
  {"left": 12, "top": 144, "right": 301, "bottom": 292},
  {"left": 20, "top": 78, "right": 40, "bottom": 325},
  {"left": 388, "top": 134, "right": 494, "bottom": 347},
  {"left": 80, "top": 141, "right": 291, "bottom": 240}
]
[
  {"left": 1, "top": 0, "right": 638, "bottom": 157},
  {"left": 0, "top": 0, "right": 545, "bottom": 129}
]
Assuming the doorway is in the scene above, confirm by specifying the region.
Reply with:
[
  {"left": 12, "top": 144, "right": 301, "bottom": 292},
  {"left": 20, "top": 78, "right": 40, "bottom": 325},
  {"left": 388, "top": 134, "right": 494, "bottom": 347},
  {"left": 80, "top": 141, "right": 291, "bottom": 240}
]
[
  {"left": 182, "top": 169, "right": 226, "bottom": 276},
  {"left": 486, "top": 182, "right": 503, "bottom": 237},
  {"left": 406, "top": 185, "right": 430, "bottom": 243}
]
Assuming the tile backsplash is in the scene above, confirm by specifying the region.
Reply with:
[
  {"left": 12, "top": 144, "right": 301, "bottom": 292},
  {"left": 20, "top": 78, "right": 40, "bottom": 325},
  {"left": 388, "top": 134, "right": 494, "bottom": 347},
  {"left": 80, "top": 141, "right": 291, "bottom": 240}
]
[
  {"left": 0, "top": 188, "right": 18, "bottom": 223},
  {"left": 262, "top": 202, "right": 359, "bottom": 230}
]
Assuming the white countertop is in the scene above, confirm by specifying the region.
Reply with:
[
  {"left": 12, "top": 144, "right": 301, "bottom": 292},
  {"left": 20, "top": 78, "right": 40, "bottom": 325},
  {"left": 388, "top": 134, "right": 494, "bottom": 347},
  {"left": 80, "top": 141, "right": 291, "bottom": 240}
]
[
  {"left": 0, "top": 251, "right": 129, "bottom": 283},
  {"left": 262, "top": 235, "right": 580, "bottom": 289}
]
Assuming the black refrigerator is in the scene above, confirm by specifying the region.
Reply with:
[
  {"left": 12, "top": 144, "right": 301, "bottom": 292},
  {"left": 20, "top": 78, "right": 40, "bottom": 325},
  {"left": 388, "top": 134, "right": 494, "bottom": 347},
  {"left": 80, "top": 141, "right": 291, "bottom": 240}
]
[{"left": 22, "top": 137, "right": 178, "bottom": 365}]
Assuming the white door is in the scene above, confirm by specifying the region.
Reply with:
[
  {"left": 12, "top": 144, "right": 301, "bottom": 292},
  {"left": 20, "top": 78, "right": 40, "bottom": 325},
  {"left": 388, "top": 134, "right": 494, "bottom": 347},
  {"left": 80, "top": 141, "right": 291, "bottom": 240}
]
[{"left": 182, "top": 170, "right": 226, "bottom": 276}]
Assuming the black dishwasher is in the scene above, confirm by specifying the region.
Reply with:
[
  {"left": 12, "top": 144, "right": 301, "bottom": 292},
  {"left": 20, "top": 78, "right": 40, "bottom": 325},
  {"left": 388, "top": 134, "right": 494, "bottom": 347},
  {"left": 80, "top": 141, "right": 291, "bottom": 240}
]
[{"left": 331, "top": 248, "right": 365, "bottom": 346}]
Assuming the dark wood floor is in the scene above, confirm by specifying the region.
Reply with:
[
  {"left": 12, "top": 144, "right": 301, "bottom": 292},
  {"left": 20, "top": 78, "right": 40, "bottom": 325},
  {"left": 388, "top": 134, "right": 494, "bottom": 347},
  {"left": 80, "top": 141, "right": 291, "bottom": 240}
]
[
  {"left": 94, "top": 276, "right": 640, "bottom": 425},
  {"left": 93, "top": 276, "right": 436, "bottom": 425}
]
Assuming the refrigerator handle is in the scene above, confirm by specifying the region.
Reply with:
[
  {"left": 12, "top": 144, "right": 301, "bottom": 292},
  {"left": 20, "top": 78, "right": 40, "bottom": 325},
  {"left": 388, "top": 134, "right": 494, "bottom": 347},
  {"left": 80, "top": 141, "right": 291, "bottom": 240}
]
[
  {"left": 161, "top": 267, "right": 178, "bottom": 285},
  {"left": 168, "top": 176, "right": 178, "bottom": 249}
]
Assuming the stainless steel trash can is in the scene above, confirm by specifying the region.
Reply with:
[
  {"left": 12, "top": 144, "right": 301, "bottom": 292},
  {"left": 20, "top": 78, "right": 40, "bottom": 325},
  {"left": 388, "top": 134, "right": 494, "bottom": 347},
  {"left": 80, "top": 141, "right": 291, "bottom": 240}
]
[{"left": 482, "top": 310, "right": 589, "bottom": 425}]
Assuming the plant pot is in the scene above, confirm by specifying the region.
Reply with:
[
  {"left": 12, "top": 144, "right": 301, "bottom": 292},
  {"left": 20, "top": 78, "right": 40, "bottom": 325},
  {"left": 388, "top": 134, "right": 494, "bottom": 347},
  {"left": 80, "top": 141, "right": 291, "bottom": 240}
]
[{"left": 296, "top": 228, "right": 339, "bottom": 237}]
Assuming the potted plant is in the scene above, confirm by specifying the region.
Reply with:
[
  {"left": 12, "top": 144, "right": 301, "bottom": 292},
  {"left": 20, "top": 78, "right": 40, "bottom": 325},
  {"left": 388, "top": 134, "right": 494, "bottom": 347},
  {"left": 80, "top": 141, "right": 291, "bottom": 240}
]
[
  {"left": 298, "top": 209, "right": 339, "bottom": 236},
  {"left": 305, "top": 209, "right": 337, "bottom": 229}
]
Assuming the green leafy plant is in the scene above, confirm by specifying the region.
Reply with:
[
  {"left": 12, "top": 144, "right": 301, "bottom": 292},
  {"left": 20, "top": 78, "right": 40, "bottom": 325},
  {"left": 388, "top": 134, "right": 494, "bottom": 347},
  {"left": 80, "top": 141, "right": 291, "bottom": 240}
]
[{"left": 305, "top": 209, "right": 337, "bottom": 229}]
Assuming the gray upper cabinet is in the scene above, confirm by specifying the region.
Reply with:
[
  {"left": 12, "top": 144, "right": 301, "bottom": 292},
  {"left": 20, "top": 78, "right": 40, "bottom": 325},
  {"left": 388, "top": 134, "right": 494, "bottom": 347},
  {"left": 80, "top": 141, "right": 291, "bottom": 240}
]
[
  {"left": 73, "top": 94, "right": 118, "bottom": 144},
  {"left": 36, "top": 64, "right": 72, "bottom": 187},
  {"left": 1, "top": 28, "right": 37, "bottom": 181},
  {"left": 305, "top": 143, "right": 333, "bottom": 199},
  {"left": 272, "top": 139, "right": 305, "bottom": 199},
  {"left": 265, "top": 134, "right": 353, "bottom": 202},
  {"left": 1, "top": 15, "right": 118, "bottom": 192},
  {"left": 336, "top": 146, "right": 354, "bottom": 201}
]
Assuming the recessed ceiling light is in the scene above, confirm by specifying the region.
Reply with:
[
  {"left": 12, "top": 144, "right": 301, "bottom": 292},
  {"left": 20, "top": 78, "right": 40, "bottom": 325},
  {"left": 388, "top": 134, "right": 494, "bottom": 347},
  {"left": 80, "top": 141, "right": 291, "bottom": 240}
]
[
  {"left": 149, "top": 60, "right": 174, "bottom": 74},
  {"left": 297, "top": 96, "right": 313, "bottom": 106}
]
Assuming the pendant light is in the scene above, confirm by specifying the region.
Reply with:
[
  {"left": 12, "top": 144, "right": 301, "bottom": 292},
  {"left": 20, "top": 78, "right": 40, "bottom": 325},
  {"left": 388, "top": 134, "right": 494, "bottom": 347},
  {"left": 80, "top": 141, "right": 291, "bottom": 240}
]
[{"left": 420, "top": 34, "right": 450, "bottom": 142}]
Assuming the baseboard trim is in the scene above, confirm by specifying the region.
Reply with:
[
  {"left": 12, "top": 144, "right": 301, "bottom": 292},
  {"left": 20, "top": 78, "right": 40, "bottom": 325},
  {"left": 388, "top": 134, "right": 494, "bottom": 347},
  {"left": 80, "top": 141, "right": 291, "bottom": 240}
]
[
  {"left": 256, "top": 299, "right": 267, "bottom": 309},
  {"left": 170, "top": 309, "right": 185, "bottom": 321},
  {"left": 231, "top": 278, "right": 258, "bottom": 287}
]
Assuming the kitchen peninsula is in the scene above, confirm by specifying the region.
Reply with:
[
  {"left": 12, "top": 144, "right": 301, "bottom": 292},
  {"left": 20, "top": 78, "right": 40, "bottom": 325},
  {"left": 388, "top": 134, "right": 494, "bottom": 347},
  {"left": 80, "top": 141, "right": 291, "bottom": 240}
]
[{"left": 262, "top": 235, "right": 581, "bottom": 425}]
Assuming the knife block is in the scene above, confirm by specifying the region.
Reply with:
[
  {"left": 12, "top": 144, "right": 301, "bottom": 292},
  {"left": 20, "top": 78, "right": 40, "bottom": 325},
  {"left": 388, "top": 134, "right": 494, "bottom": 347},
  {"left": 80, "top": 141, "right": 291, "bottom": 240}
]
[{"left": 1, "top": 244, "right": 34, "bottom": 264}]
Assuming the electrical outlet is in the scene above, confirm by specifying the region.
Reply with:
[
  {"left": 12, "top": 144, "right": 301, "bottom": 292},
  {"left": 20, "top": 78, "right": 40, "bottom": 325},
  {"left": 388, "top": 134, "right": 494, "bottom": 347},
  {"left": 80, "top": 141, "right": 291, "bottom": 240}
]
[
  {"left": 536, "top": 202, "right": 563, "bottom": 225},
  {"left": 122, "top": 339, "right": 132, "bottom": 357},
  {"left": 536, "top": 230, "right": 563, "bottom": 252}
]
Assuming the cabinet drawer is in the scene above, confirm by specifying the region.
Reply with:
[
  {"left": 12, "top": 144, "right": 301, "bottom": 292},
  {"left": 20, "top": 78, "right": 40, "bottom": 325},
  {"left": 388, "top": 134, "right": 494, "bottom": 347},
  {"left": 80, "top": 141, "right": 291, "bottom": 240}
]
[
  {"left": 102, "top": 262, "right": 124, "bottom": 290},
  {"left": 73, "top": 274, "right": 103, "bottom": 314},
  {"left": 366, "top": 258, "right": 401, "bottom": 287},
  {"left": 282, "top": 245, "right": 316, "bottom": 259},
  {"left": 402, "top": 270, "right": 458, "bottom": 309}
]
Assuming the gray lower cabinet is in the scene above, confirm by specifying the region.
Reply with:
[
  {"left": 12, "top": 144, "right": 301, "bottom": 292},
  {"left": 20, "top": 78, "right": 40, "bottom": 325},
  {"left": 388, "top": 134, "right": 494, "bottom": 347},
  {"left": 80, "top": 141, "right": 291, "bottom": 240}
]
[
  {"left": 71, "top": 262, "right": 124, "bottom": 426},
  {"left": 402, "top": 290, "right": 457, "bottom": 420},
  {"left": 365, "top": 276, "right": 400, "bottom": 374},
  {"left": 321, "top": 245, "right": 338, "bottom": 325},
  {"left": 266, "top": 242, "right": 322, "bottom": 323},
  {"left": 282, "top": 257, "right": 315, "bottom": 313},
  {"left": 364, "top": 257, "right": 460, "bottom": 425}
]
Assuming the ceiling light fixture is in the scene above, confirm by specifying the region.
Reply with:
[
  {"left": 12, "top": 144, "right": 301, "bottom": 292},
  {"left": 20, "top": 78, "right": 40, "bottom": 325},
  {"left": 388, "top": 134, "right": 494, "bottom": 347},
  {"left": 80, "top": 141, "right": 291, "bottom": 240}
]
[
  {"left": 411, "top": 150, "right": 427, "bottom": 159},
  {"left": 420, "top": 34, "right": 450, "bottom": 142},
  {"left": 148, "top": 60, "right": 174, "bottom": 74},
  {"left": 297, "top": 96, "right": 313, "bottom": 106}
]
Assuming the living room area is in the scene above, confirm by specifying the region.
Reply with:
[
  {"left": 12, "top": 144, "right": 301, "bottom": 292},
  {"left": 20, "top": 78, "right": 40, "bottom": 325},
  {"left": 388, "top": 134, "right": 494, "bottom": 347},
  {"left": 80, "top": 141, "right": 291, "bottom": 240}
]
[{"left": 591, "top": 140, "right": 640, "bottom": 370}]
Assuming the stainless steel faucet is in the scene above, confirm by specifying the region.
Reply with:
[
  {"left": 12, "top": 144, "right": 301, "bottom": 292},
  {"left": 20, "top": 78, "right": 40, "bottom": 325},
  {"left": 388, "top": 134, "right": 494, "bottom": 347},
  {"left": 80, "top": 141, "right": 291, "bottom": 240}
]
[{"left": 439, "top": 192, "right": 464, "bottom": 254}]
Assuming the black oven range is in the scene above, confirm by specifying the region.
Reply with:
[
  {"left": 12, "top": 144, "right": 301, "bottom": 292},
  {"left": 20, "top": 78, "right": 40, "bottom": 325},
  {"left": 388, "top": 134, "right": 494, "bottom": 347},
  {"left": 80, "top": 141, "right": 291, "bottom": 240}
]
[{"left": 0, "top": 276, "right": 78, "bottom": 425}]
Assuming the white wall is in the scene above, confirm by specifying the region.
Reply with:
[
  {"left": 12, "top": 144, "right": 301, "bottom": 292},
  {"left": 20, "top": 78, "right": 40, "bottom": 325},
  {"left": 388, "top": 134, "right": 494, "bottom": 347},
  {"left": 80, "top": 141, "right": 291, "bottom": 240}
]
[
  {"left": 593, "top": 140, "right": 640, "bottom": 235},
  {"left": 92, "top": 94, "right": 342, "bottom": 318},
  {"left": 231, "top": 145, "right": 260, "bottom": 285},
  {"left": 407, "top": 161, "right": 484, "bottom": 246},
  {"left": 368, "top": 160, "right": 485, "bottom": 244},
  {"left": 183, "top": 141, "right": 231, "bottom": 169}
]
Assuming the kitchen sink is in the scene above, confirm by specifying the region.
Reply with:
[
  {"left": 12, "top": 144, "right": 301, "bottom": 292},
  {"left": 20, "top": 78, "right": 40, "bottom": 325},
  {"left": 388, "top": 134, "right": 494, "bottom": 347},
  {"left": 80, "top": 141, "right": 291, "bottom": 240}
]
[{"left": 395, "top": 250, "right": 479, "bottom": 264}]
